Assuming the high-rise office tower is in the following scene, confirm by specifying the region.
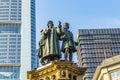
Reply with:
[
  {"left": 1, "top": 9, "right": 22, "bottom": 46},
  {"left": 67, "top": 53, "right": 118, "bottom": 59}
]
[
  {"left": 0, "top": 0, "right": 36, "bottom": 80},
  {"left": 76, "top": 28, "right": 120, "bottom": 80}
]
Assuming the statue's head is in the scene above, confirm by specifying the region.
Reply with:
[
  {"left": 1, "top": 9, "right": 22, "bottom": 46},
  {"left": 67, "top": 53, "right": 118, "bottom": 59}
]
[
  {"left": 47, "top": 20, "right": 54, "bottom": 28},
  {"left": 63, "top": 22, "right": 69, "bottom": 29}
]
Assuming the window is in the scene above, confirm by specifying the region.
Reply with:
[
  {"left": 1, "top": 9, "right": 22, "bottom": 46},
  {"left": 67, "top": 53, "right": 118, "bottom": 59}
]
[
  {"left": 11, "top": 0, "right": 17, "bottom": 2},
  {"left": 111, "top": 69, "right": 120, "bottom": 80},
  {"left": 9, "top": 42, "right": 16, "bottom": 44},
  {"left": 0, "top": 24, "right": 21, "bottom": 33},
  {"left": 73, "top": 76, "right": 77, "bottom": 80},
  {"left": 69, "top": 74, "right": 72, "bottom": 79},
  {"left": 0, "top": 42, "right": 7, "bottom": 44},
  {"left": 0, "top": 66, "right": 20, "bottom": 79}
]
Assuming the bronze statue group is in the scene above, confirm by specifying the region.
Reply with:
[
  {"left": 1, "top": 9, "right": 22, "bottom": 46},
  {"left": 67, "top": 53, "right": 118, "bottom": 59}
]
[{"left": 38, "top": 20, "right": 77, "bottom": 65}]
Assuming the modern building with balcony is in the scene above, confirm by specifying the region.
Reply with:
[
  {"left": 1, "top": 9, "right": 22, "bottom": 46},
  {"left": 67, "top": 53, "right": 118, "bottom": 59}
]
[
  {"left": 0, "top": 0, "right": 36, "bottom": 80},
  {"left": 76, "top": 28, "right": 120, "bottom": 80},
  {"left": 93, "top": 55, "right": 120, "bottom": 80}
]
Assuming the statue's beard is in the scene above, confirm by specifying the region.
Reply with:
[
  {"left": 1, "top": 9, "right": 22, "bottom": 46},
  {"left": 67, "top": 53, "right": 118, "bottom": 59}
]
[{"left": 49, "top": 26, "right": 53, "bottom": 29}]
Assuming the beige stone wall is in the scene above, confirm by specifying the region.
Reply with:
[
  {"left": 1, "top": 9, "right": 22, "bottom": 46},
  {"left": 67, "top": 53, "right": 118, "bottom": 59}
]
[
  {"left": 93, "top": 55, "right": 120, "bottom": 80},
  {"left": 27, "top": 61, "right": 86, "bottom": 80}
]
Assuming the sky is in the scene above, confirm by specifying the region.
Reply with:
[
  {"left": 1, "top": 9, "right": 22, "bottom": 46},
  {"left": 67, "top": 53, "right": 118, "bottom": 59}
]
[{"left": 36, "top": 0, "right": 120, "bottom": 62}]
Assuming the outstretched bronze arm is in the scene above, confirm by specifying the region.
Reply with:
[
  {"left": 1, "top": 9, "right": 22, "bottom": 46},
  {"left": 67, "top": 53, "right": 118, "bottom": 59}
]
[{"left": 58, "top": 21, "right": 62, "bottom": 28}]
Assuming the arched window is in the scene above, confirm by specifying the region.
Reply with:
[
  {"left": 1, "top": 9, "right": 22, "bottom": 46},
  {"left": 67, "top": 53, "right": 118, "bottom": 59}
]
[
  {"left": 45, "top": 77, "right": 50, "bottom": 80},
  {"left": 51, "top": 75, "right": 56, "bottom": 80}
]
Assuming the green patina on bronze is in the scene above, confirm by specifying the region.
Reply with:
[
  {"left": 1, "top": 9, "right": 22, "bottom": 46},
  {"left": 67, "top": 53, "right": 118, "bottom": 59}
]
[
  {"left": 61, "top": 22, "right": 77, "bottom": 61},
  {"left": 38, "top": 20, "right": 62, "bottom": 65},
  {"left": 38, "top": 20, "right": 77, "bottom": 65}
]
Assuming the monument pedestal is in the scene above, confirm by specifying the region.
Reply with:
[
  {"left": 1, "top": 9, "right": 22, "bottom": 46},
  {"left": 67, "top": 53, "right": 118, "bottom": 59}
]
[{"left": 27, "top": 60, "right": 86, "bottom": 80}]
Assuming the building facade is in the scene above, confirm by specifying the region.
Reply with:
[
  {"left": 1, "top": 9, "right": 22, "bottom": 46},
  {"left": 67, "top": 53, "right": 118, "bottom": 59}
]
[
  {"left": 76, "top": 28, "right": 120, "bottom": 80},
  {"left": 93, "top": 55, "right": 120, "bottom": 80},
  {"left": 0, "top": 0, "right": 36, "bottom": 80},
  {"left": 28, "top": 61, "right": 86, "bottom": 80}
]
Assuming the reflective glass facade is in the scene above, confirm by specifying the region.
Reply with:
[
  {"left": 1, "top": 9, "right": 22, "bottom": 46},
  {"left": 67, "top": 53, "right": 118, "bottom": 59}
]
[
  {"left": 0, "top": 0, "right": 36, "bottom": 80},
  {"left": 76, "top": 28, "right": 120, "bottom": 80},
  {"left": 0, "top": 0, "right": 21, "bottom": 21},
  {"left": 0, "top": 24, "right": 21, "bottom": 80},
  {"left": 0, "top": 24, "right": 20, "bottom": 33},
  {"left": 0, "top": 66, "right": 20, "bottom": 80},
  {"left": 31, "top": 0, "right": 36, "bottom": 70},
  {"left": 111, "top": 69, "right": 120, "bottom": 80}
]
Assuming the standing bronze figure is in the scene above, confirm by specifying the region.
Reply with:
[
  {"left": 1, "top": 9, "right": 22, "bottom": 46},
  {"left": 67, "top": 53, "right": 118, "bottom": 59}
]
[
  {"left": 61, "top": 23, "right": 77, "bottom": 61},
  {"left": 38, "top": 20, "right": 62, "bottom": 64},
  {"left": 38, "top": 21, "right": 77, "bottom": 65}
]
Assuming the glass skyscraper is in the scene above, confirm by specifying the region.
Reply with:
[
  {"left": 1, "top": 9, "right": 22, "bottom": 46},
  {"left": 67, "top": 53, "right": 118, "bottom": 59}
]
[
  {"left": 76, "top": 28, "right": 120, "bottom": 80},
  {"left": 0, "top": 0, "right": 36, "bottom": 80}
]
